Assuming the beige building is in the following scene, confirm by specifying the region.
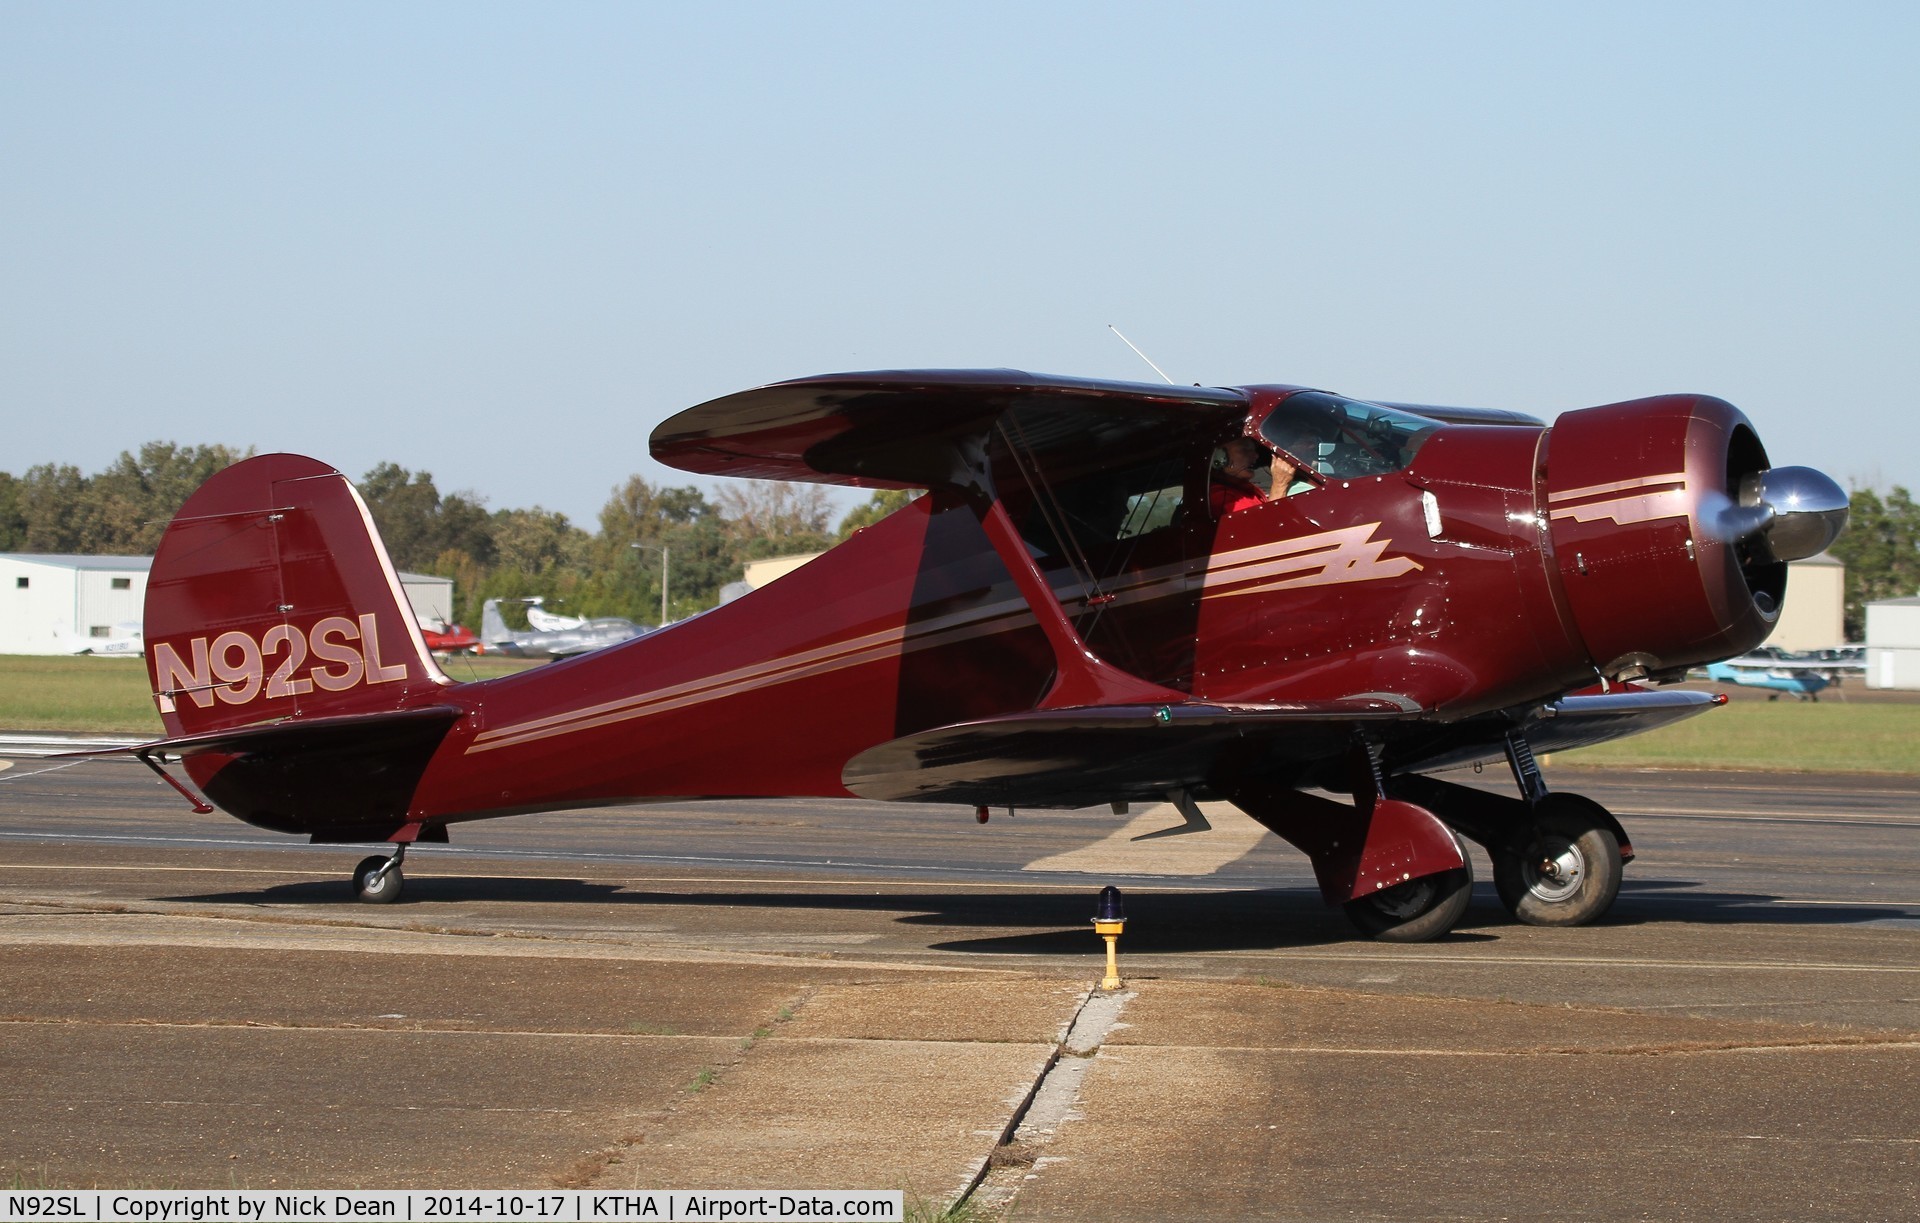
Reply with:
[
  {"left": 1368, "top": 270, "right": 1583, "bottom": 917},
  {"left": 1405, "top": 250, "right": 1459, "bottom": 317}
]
[{"left": 1763, "top": 553, "right": 1847, "bottom": 651}]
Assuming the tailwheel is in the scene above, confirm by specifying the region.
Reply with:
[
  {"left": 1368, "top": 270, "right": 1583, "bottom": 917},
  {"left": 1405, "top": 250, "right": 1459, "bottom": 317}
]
[
  {"left": 1344, "top": 855, "right": 1473, "bottom": 942},
  {"left": 351, "top": 853, "right": 405, "bottom": 904},
  {"left": 1494, "top": 794, "right": 1622, "bottom": 927}
]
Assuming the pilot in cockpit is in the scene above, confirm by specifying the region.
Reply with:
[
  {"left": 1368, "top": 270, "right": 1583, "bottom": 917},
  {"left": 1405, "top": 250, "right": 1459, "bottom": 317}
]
[{"left": 1210, "top": 436, "right": 1290, "bottom": 515}]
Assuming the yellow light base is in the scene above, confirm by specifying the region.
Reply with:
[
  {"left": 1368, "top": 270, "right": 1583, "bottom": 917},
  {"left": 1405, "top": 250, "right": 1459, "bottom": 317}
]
[{"left": 1093, "top": 919, "right": 1125, "bottom": 990}]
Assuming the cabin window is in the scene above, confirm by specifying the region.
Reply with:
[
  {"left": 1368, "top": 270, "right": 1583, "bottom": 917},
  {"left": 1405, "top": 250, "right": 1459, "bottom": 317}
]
[
  {"left": 111, "top": 577, "right": 131, "bottom": 590},
  {"left": 1021, "top": 454, "right": 1187, "bottom": 553},
  {"left": 90, "top": 625, "right": 110, "bottom": 638},
  {"left": 14, "top": 577, "right": 25, "bottom": 589},
  {"left": 1117, "top": 479, "right": 1185, "bottom": 538},
  {"left": 1260, "top": 392, "right": 1441, "bottom": 480}
]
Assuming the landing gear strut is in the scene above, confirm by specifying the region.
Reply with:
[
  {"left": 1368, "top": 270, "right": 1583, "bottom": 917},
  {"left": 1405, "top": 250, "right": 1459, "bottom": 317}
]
[
  {"left": 351, "top": 845, "right": 406, "bottom": 904},
  {"left": 1488, "top": 734, "right": 1624, "bottom": 927}
]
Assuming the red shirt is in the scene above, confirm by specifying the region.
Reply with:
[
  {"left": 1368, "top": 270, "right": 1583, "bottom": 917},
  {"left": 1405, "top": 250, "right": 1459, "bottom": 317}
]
[{"left": 1210, "top": 473, "right": 1265, "bottom": 516}]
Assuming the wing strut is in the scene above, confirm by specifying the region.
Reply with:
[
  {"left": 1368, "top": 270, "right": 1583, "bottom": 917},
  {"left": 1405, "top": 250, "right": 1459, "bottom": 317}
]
[{"left": 967, "top": 492, "right": 1187, "bottom": 709}]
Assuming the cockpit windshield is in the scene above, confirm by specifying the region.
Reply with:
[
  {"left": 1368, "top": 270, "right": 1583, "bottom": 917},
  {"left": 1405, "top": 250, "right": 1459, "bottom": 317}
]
[{"left": 1258, "top": 392, "right": 1442, "bottom": 482}]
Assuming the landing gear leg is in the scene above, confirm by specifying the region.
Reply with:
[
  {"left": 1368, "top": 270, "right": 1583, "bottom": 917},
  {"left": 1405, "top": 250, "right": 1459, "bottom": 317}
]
[
  {"left": 351, "top": 845, "right": 407, "bottom": 904},
  {"left": 1222, "top": 742, "right": 1472, "bottom": 944}
]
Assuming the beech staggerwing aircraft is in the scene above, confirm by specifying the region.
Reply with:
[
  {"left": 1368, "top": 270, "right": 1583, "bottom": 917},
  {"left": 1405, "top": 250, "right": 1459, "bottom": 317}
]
[{"left": 117, "top": 371, "right": 1848, "bottom": 941}]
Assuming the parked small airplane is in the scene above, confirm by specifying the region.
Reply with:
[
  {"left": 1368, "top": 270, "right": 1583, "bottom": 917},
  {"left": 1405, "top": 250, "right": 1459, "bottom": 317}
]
[
  {"left": 116, "top": 370, "right": 1848, "bottom": 942},
  {"left": 1701, "top": 645, "right": 1864, "bottom": 700},
  {"left": 477, "top": 598, "right": 649, "bottom": 659},
  {"left": 416, "top": 617, "right": 479, "bottom": 656},
  {"left": 1703, "top": 658, "right": 1830, "bottom": 700},
  {"left": 523, "top": 599, "right": 589, "bottom": 632},
  {"left": 57, "top": 621, "right": 144, "bottom": 657}
]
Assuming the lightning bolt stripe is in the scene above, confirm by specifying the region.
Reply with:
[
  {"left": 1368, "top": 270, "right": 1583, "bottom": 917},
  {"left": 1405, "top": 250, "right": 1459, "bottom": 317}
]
[{"left": 1547, "top": 471, "right": 1688, "bottom": 504}]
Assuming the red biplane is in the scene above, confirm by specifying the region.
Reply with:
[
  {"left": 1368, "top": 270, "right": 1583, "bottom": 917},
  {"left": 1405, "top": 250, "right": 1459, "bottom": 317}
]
[{"left": 120, "top": 371, "right": 1847, "bottom": 940}]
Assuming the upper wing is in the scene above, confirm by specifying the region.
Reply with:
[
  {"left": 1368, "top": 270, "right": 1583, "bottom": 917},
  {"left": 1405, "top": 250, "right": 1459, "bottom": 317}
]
[{"left": 651, "top": 369, "right": 1250, "bottom": 489}]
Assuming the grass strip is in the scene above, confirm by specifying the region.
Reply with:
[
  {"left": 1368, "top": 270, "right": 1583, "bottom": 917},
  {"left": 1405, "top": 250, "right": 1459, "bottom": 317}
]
[
  {"left": 0, "top": 654, "right": 544, "bottom": 734},
  {"left": 1553, "top": 699, "right": 1920, "bottom": 773}
]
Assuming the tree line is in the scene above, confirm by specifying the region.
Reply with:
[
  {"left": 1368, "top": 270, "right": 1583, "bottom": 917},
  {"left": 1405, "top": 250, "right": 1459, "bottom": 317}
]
[
  {"left": 1, "top": 442, "right": 1912, "bottom": 639},
  {"left": 1827, "top": 485, "right": 1920, "bottom": 640},
  {"left": 0, "top": 442, "right": 909, "bottom": 628}
]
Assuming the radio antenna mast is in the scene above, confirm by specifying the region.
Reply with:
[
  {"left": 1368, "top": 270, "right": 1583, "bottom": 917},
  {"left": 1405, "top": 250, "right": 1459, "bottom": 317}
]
[{"left": 1107, "top": 324, "right": 1174, "bottom": 385}]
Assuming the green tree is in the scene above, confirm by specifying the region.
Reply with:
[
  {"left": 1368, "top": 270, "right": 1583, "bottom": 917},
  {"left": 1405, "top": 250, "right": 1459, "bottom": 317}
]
[
  {"left": 490, "top": 506, "right": 588, "bottom": 579},
  {"left": 655, "top": 514, "right": 738, "bottom": 619},
  {"left": 716, "top": 479, "right": 836, "bottom": 559},
  {"left": 0, "top": 473, "right": 24, "bottom": 551},
  {"left": 1829, "top": 485, "right": 1920, "bottom": 639},
  {"left": 81, "top": 442, "right": 251, "bottom": 553},
  {"left": 17, "top": 463, "right": 89, "bottom": 553},
  {"left": 359, "top": 463, "right": 497, "bottom": 572},
  {"left": 596, "top": 476, "right": 712, "bottom": 546},
  {"left": 837, "top": 488, "right": 921, "bottom": 539}
]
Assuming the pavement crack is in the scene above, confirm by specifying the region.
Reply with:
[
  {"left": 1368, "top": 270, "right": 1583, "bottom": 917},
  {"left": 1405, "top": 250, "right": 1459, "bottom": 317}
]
[{"left": 956, "top": 986, "right": 1132, "bottom": 1218}]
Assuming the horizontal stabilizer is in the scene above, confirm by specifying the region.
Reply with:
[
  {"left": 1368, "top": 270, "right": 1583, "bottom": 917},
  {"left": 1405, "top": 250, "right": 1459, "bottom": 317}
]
[
  {"left": 66, "top": 705, "right": 465, "bottom": 839},
  {"left": 842, "top": 697, "right": 1420, "bottom": 806},
  {"left": 65, "top": 704, "right": 464, "bottom": 761}
]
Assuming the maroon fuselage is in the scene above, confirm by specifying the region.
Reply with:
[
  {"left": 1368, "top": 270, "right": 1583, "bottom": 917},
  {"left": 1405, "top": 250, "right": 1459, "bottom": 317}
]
[{"left": 333, "top": 390, "right": 1774, "bottom": 825}]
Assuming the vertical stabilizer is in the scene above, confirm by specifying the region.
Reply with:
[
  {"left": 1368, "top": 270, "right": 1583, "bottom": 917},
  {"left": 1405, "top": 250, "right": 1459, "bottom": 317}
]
[
  {"left": 480, "top": 599, "right": 513, "bottom": 649},
  {"left": 144, "top": 454, "right": 449, "bottom": 738}
]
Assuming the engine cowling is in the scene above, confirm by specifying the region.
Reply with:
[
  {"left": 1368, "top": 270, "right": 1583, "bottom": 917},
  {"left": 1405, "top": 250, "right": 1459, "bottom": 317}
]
[{"left": 1542, "top": 394, "right": 1846, "bottom": 681}]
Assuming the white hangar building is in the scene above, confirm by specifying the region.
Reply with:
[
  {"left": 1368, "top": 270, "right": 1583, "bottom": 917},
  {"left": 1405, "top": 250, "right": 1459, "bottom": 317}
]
[
  {"left": 1865, "top": 597, "right": 1920, "bottom": 691},
  {"left": 0, "top": 553, "right": 455, "bottom": 656},
  {"left": 0, "top": 553, "right": 151, "bottom": 655}
]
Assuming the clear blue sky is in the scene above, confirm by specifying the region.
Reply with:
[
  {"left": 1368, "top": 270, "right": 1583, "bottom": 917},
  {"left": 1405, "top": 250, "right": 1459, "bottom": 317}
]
[{"left": 4, "top": 2, "right": 1915, "bottom": 528}]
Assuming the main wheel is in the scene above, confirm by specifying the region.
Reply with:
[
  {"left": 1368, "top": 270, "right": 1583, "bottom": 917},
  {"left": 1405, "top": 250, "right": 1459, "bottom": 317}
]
[
  {"left": 1494, "top": 795, "right": 1622, "bottom": 927},
  {"left": 1344, "top": 857, "right": 1473, "bottom": 942},
  {"left": 351, "top": 855, "right": 404, "bottom": 904}
]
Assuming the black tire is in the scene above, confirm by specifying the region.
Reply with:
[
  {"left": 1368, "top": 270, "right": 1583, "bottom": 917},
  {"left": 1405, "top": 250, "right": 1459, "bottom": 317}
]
[
  {"left": 1494, "top": 795, "right": 1622, "bottom": 927},
  {"left": 351, "top": 855, "right": 403, "bottom": 904},
  {"left": 1344, "top": 855, "right": 1473, "bottom": 943}
]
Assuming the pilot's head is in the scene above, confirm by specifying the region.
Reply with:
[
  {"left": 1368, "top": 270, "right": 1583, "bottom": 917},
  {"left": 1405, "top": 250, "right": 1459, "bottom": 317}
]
[{"left": 1222, "top": 437, "right": 1266, "bottom": 478}]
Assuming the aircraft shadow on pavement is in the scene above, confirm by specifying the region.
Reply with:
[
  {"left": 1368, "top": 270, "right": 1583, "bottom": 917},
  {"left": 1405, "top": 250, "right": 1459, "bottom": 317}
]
[
  {"left": 164, "top": 875, "right": 1912, "bottom": 954},
  {"left": 1609, "top": 877, "right": 1918, "bottom": 926},
  {"left": 164, "top": 876, "right": 1495, "bottom": 953}
]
